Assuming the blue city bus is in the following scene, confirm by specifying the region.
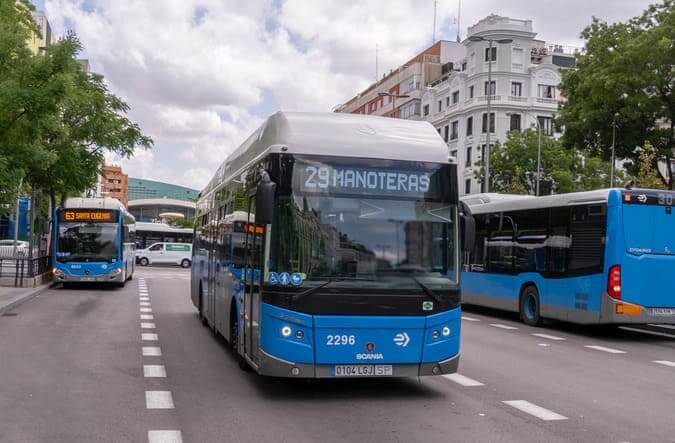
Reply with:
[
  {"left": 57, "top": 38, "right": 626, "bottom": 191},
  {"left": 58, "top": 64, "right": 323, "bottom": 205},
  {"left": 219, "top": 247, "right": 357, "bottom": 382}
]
[
  {"left": 53, "top": 198, "right": 136, "bottom": 286},
  {"left": 191, "top": 112, "right": 474, "bottom": 378},
  {"left": 461, "top": 188, "right": 675, "bottom": 325}
]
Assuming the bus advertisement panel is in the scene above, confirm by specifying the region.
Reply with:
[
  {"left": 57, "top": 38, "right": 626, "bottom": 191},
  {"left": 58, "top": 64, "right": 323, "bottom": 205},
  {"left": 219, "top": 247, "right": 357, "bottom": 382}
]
[
  {"left": 52, "top": 198, "right": 136, "bottom": 286},
  {"left": 461, "top": 188, "right": 675, "bottom": 325}
]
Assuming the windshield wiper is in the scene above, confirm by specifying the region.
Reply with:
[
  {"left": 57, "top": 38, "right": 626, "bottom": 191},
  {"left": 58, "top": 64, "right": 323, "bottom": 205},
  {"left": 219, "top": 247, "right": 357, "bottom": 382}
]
[
  {"left": 290, "top": 276, "right": 375, "bottom": 303},
  {"left": 410, "top": 276, "right": 444, "bottom": 305}
]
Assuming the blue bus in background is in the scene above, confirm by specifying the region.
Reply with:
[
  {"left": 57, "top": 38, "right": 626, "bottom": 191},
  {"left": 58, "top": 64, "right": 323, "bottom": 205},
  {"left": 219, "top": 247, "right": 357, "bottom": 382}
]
[
  {"left": 192, "top": 112, "right": 475, "bottom": 378},
  {"left": 461, "top": 188, "right": 675, "bottom": 325},
  {"left": 53, "top": 198, "right": 136, "bottom": 286}
]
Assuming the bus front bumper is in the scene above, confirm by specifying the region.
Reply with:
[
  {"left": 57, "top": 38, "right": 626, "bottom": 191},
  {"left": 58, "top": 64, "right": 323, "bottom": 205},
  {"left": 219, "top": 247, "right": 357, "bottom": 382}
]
[
  {"left": 258, "top": 349, "right": 460, "bottom": 378},
  {"left": 53, "top": 268, "right": 125, "bottom": 283},
  {"left": 600, "top": 293, "right": 675, "bottom": 324}
]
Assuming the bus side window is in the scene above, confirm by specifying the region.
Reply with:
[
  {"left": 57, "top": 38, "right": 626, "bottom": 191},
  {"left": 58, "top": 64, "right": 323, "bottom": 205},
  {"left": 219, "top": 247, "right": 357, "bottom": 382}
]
[
  {"left": 487, "top": 213, "right": 515, "bottom": 274},
  {"left": 548, "top": 206, "right": 571, "bottom": 274},
  {"left": 513, "top": 209, "right": 547, "bottom": 273},
  {"left": 470, "top": 214, "right": 489, "bottom": 272}
]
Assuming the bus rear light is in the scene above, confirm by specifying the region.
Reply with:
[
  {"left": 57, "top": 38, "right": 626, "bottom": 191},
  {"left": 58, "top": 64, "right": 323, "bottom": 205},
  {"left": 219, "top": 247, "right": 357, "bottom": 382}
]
[{"left": 607, "top": 265, "right": 622, "bottom": 300}]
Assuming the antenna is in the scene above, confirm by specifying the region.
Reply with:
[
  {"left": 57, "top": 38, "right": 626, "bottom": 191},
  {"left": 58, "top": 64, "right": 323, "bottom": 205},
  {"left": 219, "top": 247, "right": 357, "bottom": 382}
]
[
  {"left": 432, "top": 0, "right": 437, "bottom": 43},
  {"left": 456, "top": 0, "right": 462, "bottom": 42},
  {"left": 375, "top": 43, "right": 379, "bottom": 81}
]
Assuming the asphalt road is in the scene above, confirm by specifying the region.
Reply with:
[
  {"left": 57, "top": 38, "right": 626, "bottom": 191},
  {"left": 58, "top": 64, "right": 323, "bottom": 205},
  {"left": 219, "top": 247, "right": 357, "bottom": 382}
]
[{"left": 0, "top": 266, "right": 673, "bottom": 443}]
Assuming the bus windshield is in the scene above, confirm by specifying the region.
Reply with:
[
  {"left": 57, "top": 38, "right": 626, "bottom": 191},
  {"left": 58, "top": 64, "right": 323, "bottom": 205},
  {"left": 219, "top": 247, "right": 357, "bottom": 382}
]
[
  {"left": 272, "top": 156, "right": 458, "bottom": 290},
  {"left": 57, "top": 221, "right": 119, "bottom": 262}
]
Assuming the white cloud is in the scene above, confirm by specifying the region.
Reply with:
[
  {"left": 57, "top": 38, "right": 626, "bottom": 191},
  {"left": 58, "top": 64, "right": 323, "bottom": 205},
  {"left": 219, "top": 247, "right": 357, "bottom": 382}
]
[{"left": 46, "top": 0, "right": 653, "bottom": 190}]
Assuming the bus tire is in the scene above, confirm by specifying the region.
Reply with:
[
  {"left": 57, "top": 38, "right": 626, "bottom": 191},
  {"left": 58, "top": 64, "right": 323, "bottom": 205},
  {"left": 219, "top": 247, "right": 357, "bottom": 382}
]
[
  {"left": 180, "top": 259, "right": 191, "bottom": 268},
  {"left": 139, "top": 257, "right": 149, "bottom": 266},
  {"left": 199, "top": 285, "right": 208, "bottom": 326},
  {"left": 520, "top": 285, "right": 542, "bottom": 326}
]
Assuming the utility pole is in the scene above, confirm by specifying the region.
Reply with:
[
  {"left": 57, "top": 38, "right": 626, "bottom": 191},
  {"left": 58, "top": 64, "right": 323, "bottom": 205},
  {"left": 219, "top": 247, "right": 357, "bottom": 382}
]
[
  {"left": 432, "top": 0, "right": 437, "bottom": 43},
  {"left": 375, "top": 43, "right": 379, "bottom": 82},
  {"left": 610, "top": 117, "right": 617, "bottom": 187},
  {"left": 12, "top": 178, "right": 23, "bottom": 258},
  {"left": 456, "top": 0, "right": 461, "bottom": 42}
]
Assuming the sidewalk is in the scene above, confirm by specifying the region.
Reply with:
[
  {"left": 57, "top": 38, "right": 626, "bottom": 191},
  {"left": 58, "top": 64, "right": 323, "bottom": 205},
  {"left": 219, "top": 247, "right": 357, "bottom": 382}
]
[{"left": 0, "top": 283, "right": 52, "bottom": 314}]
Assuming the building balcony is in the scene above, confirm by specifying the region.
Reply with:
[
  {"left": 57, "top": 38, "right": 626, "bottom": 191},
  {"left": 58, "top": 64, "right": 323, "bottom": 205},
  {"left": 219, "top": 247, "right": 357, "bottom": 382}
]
[
  {"left": 508, "top": 96, "right": 528, "bottom": 103},
  {"left": 477, "top": 95, "right": 501, "bottom": 102},
  {"left": 536, "top": 97, "right": 559, "bottom": 105}
]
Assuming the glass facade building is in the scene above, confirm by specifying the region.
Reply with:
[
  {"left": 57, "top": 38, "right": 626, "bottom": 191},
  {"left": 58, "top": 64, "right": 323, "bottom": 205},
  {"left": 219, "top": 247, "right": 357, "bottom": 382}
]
[{"left": 128, "top": 178, "right": 199, "bottom": 202}]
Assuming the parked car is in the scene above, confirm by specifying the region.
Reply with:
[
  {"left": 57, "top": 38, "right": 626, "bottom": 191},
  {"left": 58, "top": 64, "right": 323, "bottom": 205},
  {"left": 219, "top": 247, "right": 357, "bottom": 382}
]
[
  {"left": 0, "top": 239, "right": 30, "bottom": 258},
  {"left": 136, "top": 242, "right": 192, "bottom": 268}
]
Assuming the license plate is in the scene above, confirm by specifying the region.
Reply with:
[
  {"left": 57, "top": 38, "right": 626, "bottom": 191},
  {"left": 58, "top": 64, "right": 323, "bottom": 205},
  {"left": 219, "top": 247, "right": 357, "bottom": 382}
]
[
  {"left": 649, "top": 308, "right": 675, "bottom": 316},
  {"left": 333, "top": 365, "right": 393, "bottom": 377},
  {"left": 81, "top": 277, "right": 94, "bottom": 282}
]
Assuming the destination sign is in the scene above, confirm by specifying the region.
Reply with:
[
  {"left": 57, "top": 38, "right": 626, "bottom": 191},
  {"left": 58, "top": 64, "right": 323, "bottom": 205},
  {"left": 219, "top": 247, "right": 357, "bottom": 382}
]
[
  {"left": 59, "top": 210, "right": 116, "bottom": 222},
  {"left": 623, "top": 191, "right": 675, "bottom": 206}
]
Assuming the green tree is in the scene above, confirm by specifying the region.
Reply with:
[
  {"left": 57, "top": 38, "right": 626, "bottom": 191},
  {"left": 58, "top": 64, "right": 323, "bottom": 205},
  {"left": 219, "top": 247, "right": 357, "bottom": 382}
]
[
  {"left": 558, "top": 0, "right": 675, "bottom": 188},
  {"left": 170, "top": 217, "right": 195, "bottom": 229},
  {"left": 634, "top": 144, "right": 668, "bottom": 188},
  {"left": 475, "top": 130, "right": 616, "bottom": 195}
]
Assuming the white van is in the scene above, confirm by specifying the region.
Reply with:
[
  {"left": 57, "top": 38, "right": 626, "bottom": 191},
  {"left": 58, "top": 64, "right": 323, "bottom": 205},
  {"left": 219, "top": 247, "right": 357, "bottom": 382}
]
[{"left": 136, "top": 242, "right": 192, "bottom": 268}]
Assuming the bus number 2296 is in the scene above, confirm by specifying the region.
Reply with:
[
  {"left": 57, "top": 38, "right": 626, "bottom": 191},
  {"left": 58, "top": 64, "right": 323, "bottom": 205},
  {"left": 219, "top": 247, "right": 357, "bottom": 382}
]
[{"left": 326, "top": 335, "right": 356, "bottom": 346}]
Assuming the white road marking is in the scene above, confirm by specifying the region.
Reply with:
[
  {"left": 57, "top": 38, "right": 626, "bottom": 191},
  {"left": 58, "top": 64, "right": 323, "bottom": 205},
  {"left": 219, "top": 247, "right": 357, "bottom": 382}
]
[
  {"left": 620, "top": 326, "right": 675, "bottom": 339},
  {"left": 461, "top": 316, "right": 480, "bottom": 322},
  {"left": 651, "top": 324, "right": 675, "bottom": 330},
  {"left": 148, "top": 430, "right": 183, "bottom": 443},
  {"left": 142, "top": 333, "right": 159, "bottom": 341},
  {"left": 490, "top": 323, "right": 518, "bottom": 330},
  {"left": 145, "top": 391, "right": 174, "bottom": 409},
  {"left": 141, "top": 314, "right": 154, "bottom": 320},
  {"left": 538, "top": 343, "right": 550, "bottom": 347},
  {"left": 142, "top": 346, "right": 162, "bottom": 356},
  {"left": 144, "top": 365, "right": 167, "bottom": 378},
  {"left": 141, "top": 323, "right": 156, "bottom": 329},
  {"left": 140, "top": 302, "right": 151, "bottom": 307},
  {"left": 653, "top": 360, "right": 675, "bottom": 368},
  {"left": 442, "top": 373, "right": 484, "bottom": 387},
  {"left": 140, "top": 307, "right": 153, "bottom": 313},
  {"left": 139, "top": 297, "right": 150, "bottom": 302},
  {"left": 503, "top": 400, "right": 567, "bottom": 421},
  {"left": 532, "top": 333, "right": 566, "bottom": 341},
  {"left": 584, "top": 345, "right": 626, "bottom": 354}
]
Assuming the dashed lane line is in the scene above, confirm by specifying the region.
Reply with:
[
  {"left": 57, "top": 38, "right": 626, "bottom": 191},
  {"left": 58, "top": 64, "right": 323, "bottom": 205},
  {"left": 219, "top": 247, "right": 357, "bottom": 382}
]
[
  {"left": 140, "top": 307, "right": 153, "bottom": 313},
  {"left": 145, "top": 391, "right": 175, "bottom": 409},
  {"left": 140, "top": 302, "right": 151, "bottom": 307},
  {"left": 144, "top": 365, "right": 167, "bottom": 378},
  {"left": 620, "top": 326, "right": 675, "bottom": 339},
  {"left": 489, "top": 323, "right": 519, "bottom": 330},
  {"left": 584, "top": 345, "right": 626, "bottom": 354},
  {"left": 461, "top": 316, "right": 480, "bottom": 322},
  {"left": 148, "top": 430, "right": 183, "bottom": 443},
  {"left": 502, "top": 400, "right": 568, "bottom": 421},
  {"left": 531, "top": 333, "right": 566, "bottom": 341},
  {"left": 141, "top": 323, "right": 156, "bottom": 329},
  {"left": 142, "top": 346, "right": 162, "bottom": 357},
  {"left": 142, "top": 333, "right": 159, "bottom": 341},
  {"left": 442, "top": 373, "right": 485, "bottom": 387},
  {"left": 652, "top": 360, "right": 675, "bottom": 368},
  {"left": 141, "top": 314, "right": 154, "bottom": 320},
  {"left": 140, "top": 297, "right": 150, "bottom": 302}
]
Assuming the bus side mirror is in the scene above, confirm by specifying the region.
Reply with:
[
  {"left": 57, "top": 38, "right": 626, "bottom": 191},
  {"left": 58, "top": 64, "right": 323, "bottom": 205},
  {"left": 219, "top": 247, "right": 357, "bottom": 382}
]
[
  {"left": 460, "top": 202, "right": 476, "bottom": 252},
  {"left": 255, "top": 172, "right": 276, "bottom": 226}
]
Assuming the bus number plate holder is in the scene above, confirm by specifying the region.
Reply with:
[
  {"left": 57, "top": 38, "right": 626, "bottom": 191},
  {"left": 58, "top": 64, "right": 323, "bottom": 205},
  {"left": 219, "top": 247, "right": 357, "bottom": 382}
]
[
  {"left": 649, "top": 308, "right": 675, "bottom": 316},
  {"left": 333, "top": 365, "right": 393, "bottom": 377}
]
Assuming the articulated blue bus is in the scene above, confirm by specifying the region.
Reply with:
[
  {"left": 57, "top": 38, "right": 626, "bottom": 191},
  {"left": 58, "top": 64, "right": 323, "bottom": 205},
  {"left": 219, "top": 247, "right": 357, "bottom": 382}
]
[
  {"left": 53, "top": 198, "right": 136, "bottom": 286},
  {"left": 192, "top": 112, "right": 474, "bottom": 378},
  {"left": 461, "top": 188, "right": 675, "bottom": 325}
]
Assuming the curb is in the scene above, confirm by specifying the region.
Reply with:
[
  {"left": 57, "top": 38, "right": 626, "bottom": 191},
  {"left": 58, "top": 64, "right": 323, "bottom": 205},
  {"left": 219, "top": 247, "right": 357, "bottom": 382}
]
[{"left": 0, "top": 283, "right": 54, "bottom": 315}]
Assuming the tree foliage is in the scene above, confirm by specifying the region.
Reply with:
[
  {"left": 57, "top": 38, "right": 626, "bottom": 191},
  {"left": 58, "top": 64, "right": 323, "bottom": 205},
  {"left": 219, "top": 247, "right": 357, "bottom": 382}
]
[
  {"left": 475, "top": 130, "right": 619, "bottom": 195},
  {"left": 634, "top": 144, "right": 668, "bottom": 188},
  {"left": 0, "top": 2, "right": 152, "bottom": 211},
  {"left": 558, "top": 0, "right": 675, "bottom": 188}
]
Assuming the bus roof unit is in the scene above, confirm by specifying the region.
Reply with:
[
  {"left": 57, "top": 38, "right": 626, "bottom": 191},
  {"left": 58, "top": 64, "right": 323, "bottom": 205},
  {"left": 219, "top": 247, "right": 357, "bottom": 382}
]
[
  {"left": 63, "top": 197, "right": 127, "bottom": 211},
  {"left": 461, "top": 189, "right": 613, "bottom": 214}
]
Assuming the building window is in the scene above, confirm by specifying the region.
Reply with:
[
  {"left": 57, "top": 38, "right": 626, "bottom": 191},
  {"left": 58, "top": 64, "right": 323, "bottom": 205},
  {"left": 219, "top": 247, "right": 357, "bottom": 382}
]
[
  {"left": 484, "top": 46, "right": 497, "bottom": 62},
  {"left": 437, "top": 127, "right": 442, "bottom": 134},
  {"left": 450, "top": 121, "right": 459, "bottom": 140},
  {"left": 444, "top": 125, "right": 449, "bottom": 142},
  {"left": 465, "top": 146, "right": 472, "bottom": 167},
  {"left": 437, "top": 100, "right": 443, "bottom": 112},
  {"left": 461, "top": 62, "right": 467, "bottom": 71},
  {"left": 469, "top": 85, "right": 474, "bottom": 99},
  {"left": 512, "top": 47, "right": 524, "bottom": 70},
  {"left": 481, "top": 113, "right": 495, "bottom": 133},
  {"left": 538, "top": 116, "right": 554, "bottom": 135},
  {"left": 446, "top": 96, "right": 450, "bottom": 107},
  {"left": 510, "top": 114, "right": 522, "bottom": 131},
  {"left": 399, "top": 100, "right": 420, "bottom": 119},
  {"left": 465, "top": 179, "right": 471, "bottom": 195},
  {"left": 484, "top": 80, "right": 496, "bottom": 96},
  {"left": 423, "top": 104, "right": 429, "bottom": 116},
  {"left": 511, "top": 82, "right": 522, "bottom": 97},
  {"left": 452, "top": 90, "right": 460, "bottom": 104},
  {"left": 470, "top": 52, "right": 476, "bottom": 68},
  {"left": 538, "top": 84, "right": 556, "bottom": 99},
  {"left": 401, "top": 76, "right": 420, "bottom": 94},
  {"left": 450, "top": 149, "right": 458, "bottom": 160},
  {"left": 466, "top": 116, "right": 473, "bottom": 136}
]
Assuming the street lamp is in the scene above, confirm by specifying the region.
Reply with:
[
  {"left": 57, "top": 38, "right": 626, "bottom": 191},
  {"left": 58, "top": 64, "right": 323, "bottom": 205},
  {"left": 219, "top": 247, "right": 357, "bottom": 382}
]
[
  {"left": 610, "top": 112, "right": 620, "bottom": 188},
  {"left": 468, "top": 35, "right": 513, "bottom": 192},
  {"left": 378, "top": 92, "right": 410, "bottom": 118},
  {"left": 507, "top": 111, "right": 543, "bottom": 196}
]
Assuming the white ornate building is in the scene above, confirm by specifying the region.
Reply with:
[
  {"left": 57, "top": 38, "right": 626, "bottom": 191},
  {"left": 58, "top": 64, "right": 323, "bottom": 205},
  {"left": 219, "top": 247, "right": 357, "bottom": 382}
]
[{"left": 421, "top": 15, "right": 578, "bottom": 195}]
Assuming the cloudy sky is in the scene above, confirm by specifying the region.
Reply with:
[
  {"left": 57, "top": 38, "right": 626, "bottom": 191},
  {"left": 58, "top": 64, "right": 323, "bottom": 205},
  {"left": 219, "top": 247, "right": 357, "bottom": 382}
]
[{"left": 36, "top": 0, "right": 652, "bottom": 191}]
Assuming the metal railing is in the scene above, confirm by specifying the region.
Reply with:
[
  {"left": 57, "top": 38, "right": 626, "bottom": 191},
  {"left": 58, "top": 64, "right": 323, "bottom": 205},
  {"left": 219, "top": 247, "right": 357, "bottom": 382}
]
[{"left": 0, "top": 256, "right": 51, "bottom": 287}]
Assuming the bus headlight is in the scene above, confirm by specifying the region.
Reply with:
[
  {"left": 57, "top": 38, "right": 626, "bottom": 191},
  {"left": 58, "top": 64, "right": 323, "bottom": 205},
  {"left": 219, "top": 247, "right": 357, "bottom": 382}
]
[
  {"left": 442, "top": 326, "right": 451, "bottom": 336},
  {"left": 281, "top": 326, "right": 292, "bottom": 337},
  {"left": 110, "top": 268, "right": 122, "bottom": 275}
]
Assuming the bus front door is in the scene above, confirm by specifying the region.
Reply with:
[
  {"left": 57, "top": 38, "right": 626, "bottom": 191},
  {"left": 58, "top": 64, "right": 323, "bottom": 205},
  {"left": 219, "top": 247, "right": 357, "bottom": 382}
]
[{"left": 243, "top": 199, "right": 263, "bottom": 367}]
